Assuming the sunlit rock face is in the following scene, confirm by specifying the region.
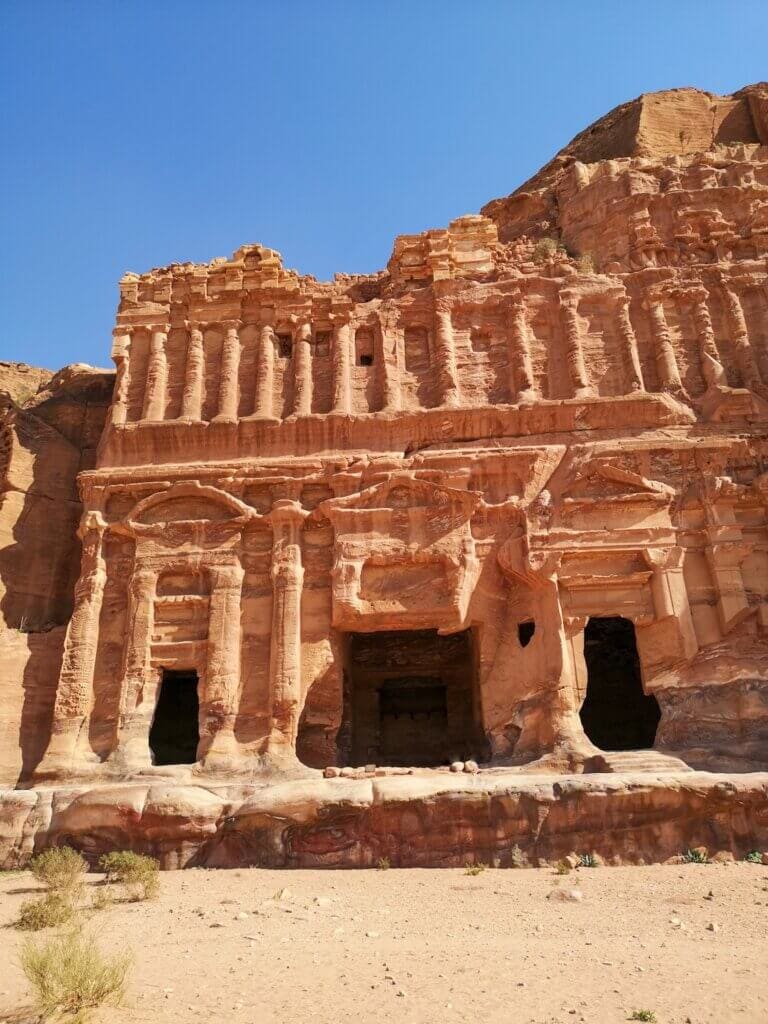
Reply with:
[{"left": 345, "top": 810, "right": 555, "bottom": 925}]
[{"left": 2, "top": 85, "right": 768, "bottom": 867}]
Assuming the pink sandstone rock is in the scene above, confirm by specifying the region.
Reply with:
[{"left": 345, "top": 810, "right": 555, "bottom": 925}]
[{"left": 1, "top": 83, "right": 768, "bottom": 866}]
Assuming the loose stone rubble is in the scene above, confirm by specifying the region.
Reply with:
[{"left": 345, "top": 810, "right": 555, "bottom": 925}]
[{"left": 1, "top": 84, "right": 768, "bottom": 866}]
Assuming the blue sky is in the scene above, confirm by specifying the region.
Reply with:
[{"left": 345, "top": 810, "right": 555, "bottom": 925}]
[{"left": 1, "top": 0, "right": 767, "bottom": 370}]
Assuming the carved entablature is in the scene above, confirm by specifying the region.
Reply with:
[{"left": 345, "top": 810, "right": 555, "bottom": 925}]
[{"left": 319, "top": 474, "right": 482, "bottom": 630}]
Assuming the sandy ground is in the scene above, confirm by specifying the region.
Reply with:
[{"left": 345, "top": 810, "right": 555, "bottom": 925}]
[{"left": 0, "top": 863, "right": 767, "bottom": 1024}]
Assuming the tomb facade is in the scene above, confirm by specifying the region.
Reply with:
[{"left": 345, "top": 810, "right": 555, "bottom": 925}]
[{"left": 2, "top": 85, "right": 768, "bottom": 866}]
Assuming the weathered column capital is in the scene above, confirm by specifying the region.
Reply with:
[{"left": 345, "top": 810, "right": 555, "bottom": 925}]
[
  {"left": 129, "top": 563, "right": 159, "bottom": 595},
  {"left": 77, "top": 510, "right": 107, "bottom": 540},
  {"left": 207, "top": 560, "right": 245, "bottom": 588},
  {"left": 267, "top": 498, "right": 309, "bottom": 530},
  {"left": 643, "top": 546, "right": 684, "bottom": 571}
]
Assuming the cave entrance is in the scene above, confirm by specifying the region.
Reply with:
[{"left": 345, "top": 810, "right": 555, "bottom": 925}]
[
  {"left": 579, "top": 617, "right": 660, "bottom": 750},
  {"left": 342, "top": 628, "right": 484, "bottom": 767},
  {"left": 149, "top": 669, "right": 200, "bottom": 765}
]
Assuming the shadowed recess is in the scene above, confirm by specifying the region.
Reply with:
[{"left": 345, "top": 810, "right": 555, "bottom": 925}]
[
  {"left": 149, "top": 669, "right": 200, "bottom": 765},
  {"left": 580, "top": 617, "right": 660, "bottom": 751}
]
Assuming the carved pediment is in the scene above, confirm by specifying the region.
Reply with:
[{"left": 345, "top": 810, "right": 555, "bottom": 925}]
[
  {"left": 119, "top": 482, "right": 258, "bottom": 537},
  {"left": 561, "top": 464, "right": 675, "bottom": 506},
  {"left": 320, "top": 473, "right": 482, "bottom": 518}
]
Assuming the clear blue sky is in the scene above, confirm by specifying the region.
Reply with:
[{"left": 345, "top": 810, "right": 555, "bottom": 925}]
[{"left": 1, "top": 1, "right": 766, "bottom": 370}]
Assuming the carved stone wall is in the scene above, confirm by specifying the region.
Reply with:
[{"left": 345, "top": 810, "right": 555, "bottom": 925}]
[{"left": 4, "top": 84, "right": 768, "bottom": 797}]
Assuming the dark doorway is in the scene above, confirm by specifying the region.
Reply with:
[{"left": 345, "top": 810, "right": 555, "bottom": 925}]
[
  {"left": 579, "top": 617, "right": 660, "bottom": 750},
  {"left": 149, "top": 669, "right": 200, "bottom": 765},
  {"left": 341, "top": 629, "right": 486, "bottom": 767}
]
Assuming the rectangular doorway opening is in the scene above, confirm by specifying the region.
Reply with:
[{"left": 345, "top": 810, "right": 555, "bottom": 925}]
[
  {"left": 341, "top": 628, "right": 485, "bottom": 768},
  {"left": 579, "top": 617, "right": 660, "bottom": 751},
  {"left": 149, "top": 669, "right": 200, "bottom": 766}
]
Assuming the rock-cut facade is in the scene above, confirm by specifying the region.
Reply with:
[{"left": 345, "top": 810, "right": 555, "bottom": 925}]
[{"left": 1, "top": 84, "right": 767, "bottom": 867}]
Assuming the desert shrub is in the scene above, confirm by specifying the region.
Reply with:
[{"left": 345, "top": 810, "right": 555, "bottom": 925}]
[
  {"left": 533, "top": 237, "right": 563, "bottom": 262},
  {"left": 630, "top": 1012, "right": 657, "bottom": 1023},
  {"left": 682, "top": 847, "right": 709, "bottom": 864},
  {"left": 91, "top": 886, "right": 115, "bottom": 912},
  {"left": 17, "top": 892, "right": 76, "bottom": 932},
  {"left": 744, "top": 850, "right": 762, "bottom": 864},
  {"left": 575, "top": 253, "right": 595, "bottom": 273},
  {"left": 555, "top": 860, "right": 572, "bottom": 875},
  {"left": 376, "top": 857, "right": 390, "bottom": 871},
  {"left": 21, "top": 926, "right": 131, "bottom": 1023},
  {"left": 30, "top": 847, "right": 87, "bottom": 897},
  {"left": 509, "top": 844, "right": 526, "bottom": 868},
  {"left": 98, "top": 851, "right": 159, "bottom": 901},
  {"left": 464, "top": 862, "right": 487, "bottom": 876},
  {"left": 579, "top": 853, "right": 598, "bottom": 868}
]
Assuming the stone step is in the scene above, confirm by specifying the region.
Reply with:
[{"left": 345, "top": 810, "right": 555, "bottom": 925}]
[{"left": 591, "top": 750, "right": 694, "bottom": 774}]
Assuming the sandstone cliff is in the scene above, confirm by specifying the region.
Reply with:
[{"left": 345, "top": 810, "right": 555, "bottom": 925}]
[
  {"left": 482, "top": 83, "right": 768, "bottom": 245},
  {"left": 0, "top": 364, "right": 113, "bottom": 783}
]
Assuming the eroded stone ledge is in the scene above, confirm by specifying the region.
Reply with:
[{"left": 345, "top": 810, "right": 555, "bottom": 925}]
[{"left": 2, "top": 771, "right": 766, "bottom": 870}]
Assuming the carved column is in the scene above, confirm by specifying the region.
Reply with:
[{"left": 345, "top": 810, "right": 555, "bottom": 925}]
[
  {"left": 495, "top": 543, "right": 595, "bottom": 762},
  {"left": 644, "top": 548, "right": 698, "bottom": 660},
  {"left": 293, "top": 322, "right": 313, "bottom": 416},
  {"left": 433, "top": 303, "right": 461, "bottom": 406},
  {"left": 645, "top": 292, "right": 683, "bottom": 392},
  {"left": 331, "top": 316, "right": 352, "bottom": 414},
  {"left": 35, "top": 513, "right": 107, "bottom": 777},
  {"left": 253, "top": 320, "right": 276, "bottom": 418},
  {"left": 705, "top": 541, "right": 751, "bottom": 633},
  {"left": 266, "top": 500, "right": 308, "bottom": 759},
  {"left": 109, "top": 564, "right": 159, "bottom": 770},
  {"left": 616, "top": 294, "right": 645, "bottom": 392},
  {"left": 109, "top": 330, "right": 132, "bottom": 426},
  {"left": 719, "top": 279, "right": 763, "bottom": 389},
  {"left": 700, "top": 479, "right": 752, "bottom": 633},
  {"left": 141, "top": 324, "right": 169, "bottom": 421},
  {"left": 559, "top": 294, "right": 595, "bottom": 398},
  {"left": 214, "top": 320, "right": 241, "bottom": 422},
  {"left": 180, "top": 321, "right": 205, "bottom": 421},
  {"left": 689, "top": 287, "right": 727, "bottom": 388},
  {"left": 376, "top": 313, "right": 401, "bottom": 412},
  {"left": 507, "top": 295, "right": 537, "bottom": 403},
  {"left": 200, "top": 561, "right": 245, "bottom": 766}
]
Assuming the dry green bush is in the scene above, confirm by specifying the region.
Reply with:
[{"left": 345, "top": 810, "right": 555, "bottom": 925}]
[
  {"left": 98, "top": 851, "right": 160, "bottom": 901},
  {"left": 683, "top": 847, "right": 709, "bottom": 864},
  {"left": 509, "top": 844, "right": 526, "bottom": 868},
  {"left": 533, "top": 237, "right": 561, "bottom": 262},
  {"left": 575, "top": 253, "right": 595, "bottom": 273},
  {"left": 30, "top": 847, "right": 87, "bottom": 898},
  {"left": 464, "top": 862, "right": 487, "bottom": 876},
  {"left": 17, "top": 892, "right": 76, "bottom": 932},
  {"left": 376, "top": 857, "right": 390, "bottom": 871},
  {"left": 579, "top": 852, "right": 598, "bottom": 868},
  {"left": 21, "top": 926, "right": 131, "bottom": 1023}
]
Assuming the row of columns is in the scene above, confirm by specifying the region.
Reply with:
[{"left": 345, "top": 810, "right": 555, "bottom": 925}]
[
  {"left": 36, "top": 501, "right": 310, "bottom": 777},
  {"left": 645, "top": 282, "right": 765, "bottom": 394},
  {"left": 109, "top": 282, "right": 764, "bottom": 427},
  {"left": 111, "top": 317, "right": 372, "bottom": 425}
]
